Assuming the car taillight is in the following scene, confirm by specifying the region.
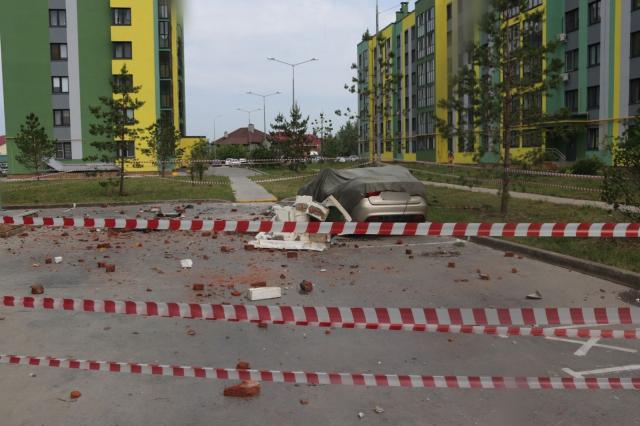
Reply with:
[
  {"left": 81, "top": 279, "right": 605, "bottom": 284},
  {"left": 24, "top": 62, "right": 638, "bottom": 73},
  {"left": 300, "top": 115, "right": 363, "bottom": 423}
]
[{"left": 366, "top": 191, "right": 381, "bottom": 198}]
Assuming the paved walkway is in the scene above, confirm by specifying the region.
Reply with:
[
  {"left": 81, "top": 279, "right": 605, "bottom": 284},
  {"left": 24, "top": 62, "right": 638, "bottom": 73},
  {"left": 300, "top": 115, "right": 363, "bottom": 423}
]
[
  {"left": 207, "top": 166, "right": 276, "bottom": 203},
  {"left": 423, "top": 181, "right": 639, "bottom": 214}
]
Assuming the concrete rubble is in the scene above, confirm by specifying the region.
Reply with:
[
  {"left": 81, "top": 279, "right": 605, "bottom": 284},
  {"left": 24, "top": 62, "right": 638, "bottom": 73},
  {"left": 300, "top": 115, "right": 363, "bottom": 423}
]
[{"left": 249, "top": 196, "right": 341, "bottom": 252}]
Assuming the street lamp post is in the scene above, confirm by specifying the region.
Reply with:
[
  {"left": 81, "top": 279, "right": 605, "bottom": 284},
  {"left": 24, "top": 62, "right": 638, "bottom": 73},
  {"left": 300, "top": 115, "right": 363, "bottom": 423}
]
[
  {"left": 267, "top": 57, "right": 318, "bottom": 109},
  {"left": 247, "top": 91, "right": 281, "bottom": 139},
  {"left": 213, "top": 114, "right": 223, "bottom": 142}
]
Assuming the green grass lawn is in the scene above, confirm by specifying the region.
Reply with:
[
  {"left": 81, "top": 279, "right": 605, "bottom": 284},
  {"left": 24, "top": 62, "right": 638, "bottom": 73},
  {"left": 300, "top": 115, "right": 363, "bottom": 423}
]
[
  {"left": 402, "top": 162, "right": 607, "bottom": 201},
  {"left": 0, "top": 177, "right": 235, "bottom": 206},
  {"left": 255, "top": 173, "right": 640, "bottom": 273}
]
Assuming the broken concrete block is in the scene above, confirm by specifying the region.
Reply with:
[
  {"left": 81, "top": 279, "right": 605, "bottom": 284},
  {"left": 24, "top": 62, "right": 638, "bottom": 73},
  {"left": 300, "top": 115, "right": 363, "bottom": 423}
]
[
  {"left": 526, "top": 291, "right": 543, "bottom": 300},
  {"left": 221, "top": 246, "right": 233, "bottom": 253},
  {"left": 180, "top": 259, "right": 193, "bottom": 269},
  {"left": 30, "top": 284, "right": 44, "bottom": 295},
  {"left": 299, "top": 280, "right": 314, "bottom": 294},
  {"left": 478, "top": 273, "right": 490, "bottom": 281},
  {"left": 248, "top": 287, "right": 282, "bottom": 301},
  {"left": 54, "top": 256, "right": 63, "bottom": 264},
  {"left": 223, "top": 380, "right": 260, "bottom": 398}
]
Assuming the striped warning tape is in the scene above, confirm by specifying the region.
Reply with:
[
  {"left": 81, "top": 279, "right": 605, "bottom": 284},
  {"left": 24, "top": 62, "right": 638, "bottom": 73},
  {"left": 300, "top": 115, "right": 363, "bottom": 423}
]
[
  {"left": 252, "top": 174, "right": 318, "bottom": 183},
  {"left": 1, "top": 216, "right": 638, "bottom": 237},
  {"left": 3, "top": 296, "right": 640, "bottom": 332},
  {"left": 2, "top": 354, "right": 638, "bottom": 390},
  {"left": 153, "top": 176, "right": 230, "bottom": 186}
]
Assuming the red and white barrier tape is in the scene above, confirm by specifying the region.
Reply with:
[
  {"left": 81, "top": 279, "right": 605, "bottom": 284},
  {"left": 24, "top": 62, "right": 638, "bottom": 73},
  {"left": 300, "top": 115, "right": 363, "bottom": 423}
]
[
  {"left": 252, "top": 174, "right": 318, "bottom": 183},
  {"left": 1, "top": 216, "right": 638, "bottom": 237},
  {"left": 153, "top": 176, "right": 229, "bottom": 186},
  {"left": 2, "top": 354, "right": 638, "bottom": 390},
  {"left": 4, "top": 296, "right": 640, "bottom": 331},
  {"left": 407, "top": 161, "right": 605, "bottom": 180}
]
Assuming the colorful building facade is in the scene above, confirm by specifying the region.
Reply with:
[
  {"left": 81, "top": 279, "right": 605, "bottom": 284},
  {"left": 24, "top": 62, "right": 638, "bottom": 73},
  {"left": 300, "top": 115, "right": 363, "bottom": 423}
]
[
  {"left": 0, "top": 0, "right": 190, "bottom": 174},
  {"left": 357, "top": 0, "right": 640, "bottom": 164}
]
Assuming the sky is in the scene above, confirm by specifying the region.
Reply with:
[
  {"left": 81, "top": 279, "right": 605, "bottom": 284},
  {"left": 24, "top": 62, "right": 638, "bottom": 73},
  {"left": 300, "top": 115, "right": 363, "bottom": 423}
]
[{"left": 0, "top": 0, "right": 402, "bottom": 139}]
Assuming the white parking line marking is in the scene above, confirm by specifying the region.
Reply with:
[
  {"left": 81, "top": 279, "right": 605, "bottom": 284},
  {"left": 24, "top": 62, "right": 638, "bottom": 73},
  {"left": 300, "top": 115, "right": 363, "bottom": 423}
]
[
  {"left": 546, "top": 336, "right": 637, "bottom": 356},
  {"left": 562, "top": 365, "right": 640, "bottom": 379}
]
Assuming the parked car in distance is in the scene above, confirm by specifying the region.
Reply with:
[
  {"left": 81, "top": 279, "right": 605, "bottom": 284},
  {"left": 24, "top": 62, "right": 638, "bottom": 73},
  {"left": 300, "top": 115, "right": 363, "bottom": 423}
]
[
  {"left": 210, "top": 159, "right": 223, "bottom": 167},
  {"left": 0, "top": 163, "right": 7, "bottom": 176},
  {"left": 336, "top": 156, "right": 347, "bottom": 163},
  {"left": 348, "top": 155, "right": 360, "bottom": 162},
  {"left": 239, "top": 158, "right": 248, "bottom": 164},
  {"left": 225, "top": 158, "right": 241, "bottom": 166}
]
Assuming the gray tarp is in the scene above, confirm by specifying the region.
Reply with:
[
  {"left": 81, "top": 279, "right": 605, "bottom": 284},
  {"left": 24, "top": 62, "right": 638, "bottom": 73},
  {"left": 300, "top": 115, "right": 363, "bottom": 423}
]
[{"left": 297, "top": 166, "right": 426, "bottom": 213}]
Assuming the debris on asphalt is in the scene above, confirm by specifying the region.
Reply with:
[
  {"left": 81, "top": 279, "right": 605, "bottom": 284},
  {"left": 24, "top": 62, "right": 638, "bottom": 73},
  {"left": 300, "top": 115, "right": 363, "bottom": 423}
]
[
  {"left": 69, "top": 391, "right": 82, "bottom": 400},
  {"left": 186, "top": 329, "right": 196, "bottom": 336},
  {"left": 192, "top": 284, "right": 205, "bottom": 291},
  {"left": 250, "top": 281, "right": 267, "bottom": 288},
  {"left": 299, "top": 280, "right": 314, "bottom": 294},
  {"left": 105, "top": 264, "right": 116, "bottom": 273},
  {"left": 478, "top": 273, "right": 491, "bottom": 281},
  {"left": 374, "top": 406, "right": 385, "bottom": 414},
  {"left": 299, "top": 399, "right": 309, "bottom": 405},
  {"left": 287, "top": 252, "right": 298, "bottom": 259},
  {"left": 223, "top": 380, "right": 261, "bottom": 398},
  {"left": 405, "top": 249, "right": 413, "bottom": 255},
  {"left": 504, "top": 252, "right": 515, "bottom": 258},
  {"left": 54, "top": 256, "right": 63, "bottom": 264},
  {"left": 236, "top": 361, "right": 250, "bottom": 370},
  {"left": 512, "top": 268, "right": 519, "bottom": 274},
  {"left": 248, "top": 287, "right": 282, "bottom": 301},
  {"left": 221, "top": 246, "right": 234, "bottom": 253},
  {"left": 180, "top": 259, "right": 193, "bottom": 269},
  {"left": 45, "top": 257, "right": 53, "bottom": 265},
  {"left": 448, "top": 262, "right": 456, "bottom": 268},
  {"left": 357, "top": 412, "right": 365, "bottom": 419},
  {"left": 30, "top": 284, "right": 44, "bottom": 295},
  {"left": 231, "top": 290, "right": 242, "bottom": 297},
  {"left": 526, "top": 291, "right": 543, "bottom": 300},
  {"left": 422, "top": 249, "right": 461, "bottom": 258}
]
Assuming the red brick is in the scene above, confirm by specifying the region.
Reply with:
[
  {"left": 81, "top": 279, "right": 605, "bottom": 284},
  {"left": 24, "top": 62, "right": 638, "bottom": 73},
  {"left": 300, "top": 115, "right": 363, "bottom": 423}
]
[
  {"left": 299, "top": 280, "right": 314, "bottom": 294},
  {"left": 30, "top": 284, "right": 44, "bottom": 295},
  {"left": 405, "top": 249, "right": 413, "bottom": 255},
  {"left": 244, "top": 244, "right": 256, "bottom": 251},
  {"left": 97, "top": 262, "right": 106, "bottom": 268},
  {"left": 236, "top": 361, "right": 251, "bottom": 370},
  {"left": 221, "top": 246, "right": 233, "bottom": 253},
  {"left": 192, "top": 284, "right": 205, "bottom": 291},
  {"left": 448, "top": 262, "right": 456, "bottom": 269},
  {"left": 70, "top": 390, "right": 82, "bottom": 399},
  {"left": 202, "top": 232, "right": 212, "bottom": 237},
  {"left": 45, "top": 257, "right": 53, "bottom": 265},
  {"left": 223, "top": 381, "right": 260, "bottom": 398},
  {"left": 287, "top": 252, "right": 298, "bottom": 259},
  {"left": 511, "top": 268, "right": 519, "bottom": 274},
  {"left": 231, "top": 290, "right": 242, "bottom": 297},
  {"left": 504, "top": 252, "right": 515, "bottom": 258},
  {"left": 96, "top": 243, "right": 112, "bottom": 250},
  {"left": 250, "top": 281, "right": 267, "bottom": 288},
  {"left": 105, "top": 265, "right": 116, "bottom": 273}
]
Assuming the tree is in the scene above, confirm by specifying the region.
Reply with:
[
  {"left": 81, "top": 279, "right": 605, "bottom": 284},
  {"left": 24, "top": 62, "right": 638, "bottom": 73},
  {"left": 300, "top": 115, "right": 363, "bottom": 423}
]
[
  {"left": 602, "top": 117, "right": 640, "bottom": 220},
  {"left": 321, "top": 121, "right": 359, "bottom": 158},
  {"left": 268, "top": 104, "right": 310, "bottom": 170},
  {"left": 143, "top": 119, "right": 183, "bottom": 177},
  {"left": 88, "top": 65, "right": 145, "bottom": 196},
  {"left": 14, "top": 113, "right": 56, "bottom": 178},
  {"left": 189, "top": 139, "right": 212, "bottom": 182},
  {"left": 214, "top": 144, "right": 248, "bottom": 160},
  {"left": 311, "top": 112, "right": 334, "bottom": 151},
  {"left": 437, "top": 0, "right": 565, "bottom": 215}
]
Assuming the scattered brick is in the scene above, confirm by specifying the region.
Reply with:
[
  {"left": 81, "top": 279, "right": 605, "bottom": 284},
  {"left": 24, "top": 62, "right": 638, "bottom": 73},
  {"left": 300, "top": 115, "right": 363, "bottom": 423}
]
[
  {"left": 479, "top": 273, "right": 491, "bottom": 281},
  {"left": 299, "top": 280, "right": 314, "bottom": 294},
  {"left": 221, "top": 246, "right": 233, "bottom": 253},
  {"left": 405, "top": 249, "right": 413, "bottom": 255},
  {"left": 202, "top": 232, "right": 212, "bottom": 237},
  {"left": 45, "top": 257, "right": 53, "bottom": 265},
  {"left": 251, "top": 281, "right": 267, "bottom": 288},
  {"left": 223, "top": 380, "right": 261, "bottom": 398},
  {"left": 280, "top": 274, "right": 286, "bottom": 280},
  {"left": 448, "top": 262, "right": 456, "bottom": 269},
  {"left": 299, "top": 399, "right": 309, "bottom": 405},
  {"left": 187, "top": 329, "right": 196, "bottom": 336},
  {"left": 511, "top": 268, "right": 519, "bottom": 274},
  {"left": 236, "top": 361, "right": 251, "bottom": 370},
  {"left": 504, "top": 252, "right": 515, "bottom": 258},
  {"left": 231, "top": 290, "right": 242, "bottom": 297},
  {"left": 105, "top": 264, "right": 116, "bottom": 273},
  {"left": 97, "top": 262, "right": 106, "bottom": 268},
  {"left": 396, "top": 239, "right": 404, "bottom": 245},
  {"left": 257, "top": 323, "right": 268, "bottom": 329},
  {"left": 287, "top": 252, "right": 298, "bottom": 259},
  {"left": 96, "top": 243, "right": 112, "bottom": 250},
  {"left": 70, "top": 390, "right": 82, "bottom": 399},
  {"left": 30, "top": 284, "right": 44, "bottom": 295},
  {"left": 244, "top": 244, "right": 256, "bottom": 251},
  {"left": 192, "top": 284, "right": 205, "bottom": 291}
]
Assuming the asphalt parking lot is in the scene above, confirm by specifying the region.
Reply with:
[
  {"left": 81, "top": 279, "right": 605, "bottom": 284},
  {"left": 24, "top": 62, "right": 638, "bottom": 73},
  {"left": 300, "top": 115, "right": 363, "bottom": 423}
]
[{"left": 1, "top": 203, "right": 639, "bottom": 426}]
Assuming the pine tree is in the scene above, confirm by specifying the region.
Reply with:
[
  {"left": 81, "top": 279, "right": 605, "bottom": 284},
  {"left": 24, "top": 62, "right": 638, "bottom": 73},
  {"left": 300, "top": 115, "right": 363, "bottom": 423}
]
[
  {"left": 14, "top": 113, "right": 57, "bottom": 178},
  {"left": 268, "top": 104, "right": 310, "bottom": 170},
  {"left": 88, "top": 65, "right": 145, "bottom": 196}
]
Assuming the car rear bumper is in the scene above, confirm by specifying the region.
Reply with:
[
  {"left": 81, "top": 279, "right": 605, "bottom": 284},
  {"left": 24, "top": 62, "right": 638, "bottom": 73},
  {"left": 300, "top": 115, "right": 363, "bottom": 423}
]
[{"left": 350, "top": 197, "right": 427, "bottom": 222}]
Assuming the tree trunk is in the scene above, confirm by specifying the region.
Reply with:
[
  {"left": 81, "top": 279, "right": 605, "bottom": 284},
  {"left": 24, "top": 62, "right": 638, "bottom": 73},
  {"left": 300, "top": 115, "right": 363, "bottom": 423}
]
[
  {"left": 161, "top": 163, "right": 166, "bottom": 178},
  {"left": 119, "top": 155, "right": 125, "bottom": 196},
  {"left": 501, "top": 138, "right": 510, "bottom": 216}
]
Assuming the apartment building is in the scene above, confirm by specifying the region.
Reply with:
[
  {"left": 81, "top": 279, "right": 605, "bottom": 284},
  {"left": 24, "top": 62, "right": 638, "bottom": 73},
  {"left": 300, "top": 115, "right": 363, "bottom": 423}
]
[
  {"left": 0, "top": 0, "right": 188, "bottom": 174},
  {"left": 357, "top": 0, "right": 640, "bottom": 165}
]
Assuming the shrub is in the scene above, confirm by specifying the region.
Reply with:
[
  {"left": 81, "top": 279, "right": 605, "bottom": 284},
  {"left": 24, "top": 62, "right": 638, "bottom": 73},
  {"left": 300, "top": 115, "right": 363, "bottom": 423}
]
[{"left": 572, "top": 157, "right": 604, "bottom": 176}]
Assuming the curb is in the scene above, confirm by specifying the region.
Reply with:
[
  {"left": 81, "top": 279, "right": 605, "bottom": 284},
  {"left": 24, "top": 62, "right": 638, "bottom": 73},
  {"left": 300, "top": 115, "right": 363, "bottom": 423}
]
[
  {"left": 1, "top": 198, "right": 233, "bottom": 210},
  {"left": 470, "top": 237, "right": 640, "bottom": 290}
]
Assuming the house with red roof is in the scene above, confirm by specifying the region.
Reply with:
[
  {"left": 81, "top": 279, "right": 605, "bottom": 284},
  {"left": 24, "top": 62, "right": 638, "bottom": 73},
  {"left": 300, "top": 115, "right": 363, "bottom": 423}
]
[
  {"left": 0, "top": 135, "right": 7, "bottom": 162},
  {"left": 213, "top": 126, "right": 267, "bottom": 150}
]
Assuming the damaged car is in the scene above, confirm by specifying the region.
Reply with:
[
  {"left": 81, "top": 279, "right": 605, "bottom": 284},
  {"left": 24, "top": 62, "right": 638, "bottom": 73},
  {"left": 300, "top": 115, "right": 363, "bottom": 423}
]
[{"left": 297, "top": 165, "right": 427, "bottom": 222}]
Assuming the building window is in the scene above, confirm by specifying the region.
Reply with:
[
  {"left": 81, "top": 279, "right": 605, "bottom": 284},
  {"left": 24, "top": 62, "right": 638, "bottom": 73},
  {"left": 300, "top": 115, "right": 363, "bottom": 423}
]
[
  {"left": 53, "top": 109, "right": 70, "bottom": 127},
  {"left": 565, "top": 90, "right": 579, "bottom": 112},
  {"left": 159, "top": 0, "right": 171, "bottom": 19},
  {"left": 49, "top": 9, "right": 66, "bottom": 27},
  {"left": 159, "top": 52, "right": 172, "bottom": 78},
  {"left": 159, "top": 21, "right": 171, "bottom": 49},
  {"left": 125, "top": 109, "right": 135, "bottom": 125},
  {"left": 588, "top": 43, "right": 600, "bottom": 67},
  {"left": 52, "top": 77, "right": 69, "bottom": 94},
  {"left": 111, "top": 8, "right": 131, "bottom": 26},
  {"left": 161, "top": 110, "right": 174, "bottom": 126},
  {"left": 56, "top": 142, "right": 72, "bottom": 160},
  {"left": 631, "top": 79, "right": 640, "bottom": 104},
  {"left": 120, "top": 141, "right": 136, "bottom": 158},
  {"left": 565, "top": 9, "right": 579, "bottom": 32},
  {"left": 112, "top": 74, "right": 133, "bottom": 93},
  {"left": 50, "top": 43, "right": 68, "bottom": 61},
  {"left": 587, "top": 127, "right": 599, "bottom": 150},
  {"left": 113, "top": 42, "right": 132, "bottom": 59},
  {"left": 565, "top": 49, "right": 579, "bottom": 72},
  {"left": 588, "top": 1, "right": 601, "bottom": 25},
  {"left": 632, "top": 32, "right": 640, "bottom": 57},
  {"left": 587, "top": 86, "right": 600, "bottom": 109},
  {"left": 160, "top": 81, "right": 173, "bottom": 109},
  {"left": 446, "top": 4, "right": 452, "bottom": 20}
]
